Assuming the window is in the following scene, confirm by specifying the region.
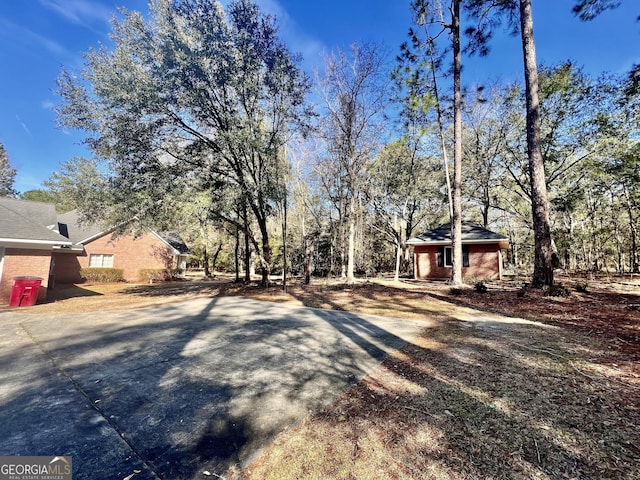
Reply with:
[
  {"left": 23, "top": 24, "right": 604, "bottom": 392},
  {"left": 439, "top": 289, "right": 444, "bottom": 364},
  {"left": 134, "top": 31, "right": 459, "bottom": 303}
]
[
  {"left": 89, "top": 254, "right": 114, "bottom": 268},
  {"left": 444, "top": 247, "right": 453, "bottom": 267},
  {"left": 437, "top": 246, "right": 470, "bottom": 268}
]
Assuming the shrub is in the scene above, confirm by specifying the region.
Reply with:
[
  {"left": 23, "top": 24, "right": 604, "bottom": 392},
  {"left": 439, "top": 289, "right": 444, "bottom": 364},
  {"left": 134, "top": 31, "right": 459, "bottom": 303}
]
[
  {"left": 575, "top": 281, "right": 588, "bottom": 293},
  {"left": 546, "top": 283, "right": 570, "bottom": 297},
  {"left": 449, "top": 287, "right": 464, "bottom": 296},
  {"left": 138, "top": 269, "right": 170, "bottom": 283},
  {"left": 80, "top": 268, "right": 125, "bottom": 283},
  {"left": 138, "top": 268, "right": 184, "bottom": 283},
  {"left": 517, "top": 283, "right": 529, "bottom": 298},
  {"left": 473, "top": 280, "right": 488, "bottom": 293}
]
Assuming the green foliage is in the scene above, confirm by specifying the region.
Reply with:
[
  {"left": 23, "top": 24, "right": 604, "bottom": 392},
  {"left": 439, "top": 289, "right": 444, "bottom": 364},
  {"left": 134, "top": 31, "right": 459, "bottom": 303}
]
[
  {"left": 43, "top": 157, "right": 108, "bottom": 215},
  {"left": 572, "top": 0, "right": 621, "bottom": 20},
  {"left": 473, "top": 280, "right": 488, "bottom": 293},
  {"left": 48, "top": 0, "right": 640, "bottom": 284},
  {"left": 0, "top": 142, "right": 17, "bottom": 197},
  {"left": 623, "top": 64, "right": 640, "bottom": 98},
  {"left": 80, "top": 268, "right": 125, "bottom": 283},
  {"left": 20, "top": 189, "right": 59, "bottom": 205},
  {"left": 56, "top": 0, "right": 312, "bottom": 286},
  {"left": 138, "top": 268, "right": 184, "bottom": 283}
]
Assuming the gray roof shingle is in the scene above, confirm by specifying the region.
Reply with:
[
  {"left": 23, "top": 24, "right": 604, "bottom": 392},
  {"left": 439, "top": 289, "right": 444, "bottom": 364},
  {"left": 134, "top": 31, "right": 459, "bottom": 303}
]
[
  {"left": 57, "top": 210, "right": 105, "bottom": 244},
  {"left": 157, "top": 231, "right": 191, "bottom": 255},
  {"left": 0, "top": 198, "right": 71, "bottom": 245},
  {"left": 57, "top": 210, "right": 190, "bottom": 255},
  {"left": 407, "top": 223, "right": 508, "bottom": 245}
]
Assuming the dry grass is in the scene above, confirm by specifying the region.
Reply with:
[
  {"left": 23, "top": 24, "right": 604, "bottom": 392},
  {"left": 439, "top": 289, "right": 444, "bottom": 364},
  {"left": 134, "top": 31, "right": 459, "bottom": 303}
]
[
  {"left": 235, "top": 278, "right": 640, "bottom": 480},
  {"left": 242, "top": 320, "right": 640, "bottom": 479},
  {"left": 5, "top": 275, "right": 639, "bottom": 479},
  {"left": 2, "top": 278, "right": 251, "bottom": 314}
]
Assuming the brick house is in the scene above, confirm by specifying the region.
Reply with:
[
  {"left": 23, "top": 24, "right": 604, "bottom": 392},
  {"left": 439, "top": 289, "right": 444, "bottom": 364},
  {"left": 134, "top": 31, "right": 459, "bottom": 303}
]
[
  {"left": 407, "top": 223, "right": 509, "bottom": 281},
  {"left": 0, "top": 198, "right": 72, "bottom": 304},
  {"left": 52, "top": 210, "right": 190, "bottom": 284}
]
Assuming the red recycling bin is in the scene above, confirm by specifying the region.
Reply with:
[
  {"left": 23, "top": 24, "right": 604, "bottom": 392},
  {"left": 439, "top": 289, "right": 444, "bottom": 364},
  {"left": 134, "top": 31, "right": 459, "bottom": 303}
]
[{"left": 9, "top": 277, "right": 43, "bottom": 307}]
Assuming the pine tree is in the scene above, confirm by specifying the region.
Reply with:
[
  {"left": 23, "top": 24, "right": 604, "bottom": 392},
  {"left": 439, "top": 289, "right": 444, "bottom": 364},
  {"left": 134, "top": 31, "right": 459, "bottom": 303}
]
[{"left": 0, "top": 142, "right": 17, "bottom": 197}]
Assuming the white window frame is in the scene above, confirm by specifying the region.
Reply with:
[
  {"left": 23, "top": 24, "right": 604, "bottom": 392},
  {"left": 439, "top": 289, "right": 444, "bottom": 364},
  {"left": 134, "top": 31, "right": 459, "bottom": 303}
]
[
  {"left": 440, "top": 246, "right": 470, "bottom": 268},
  {"left": 443, "top": 247, "right": 453, "bottom": 267},
  {"left": 0, "top": 247, "right": 4, "bottom": 285},
  {"left": 89, "top": 254, "right": 114, "bottom": 268}
]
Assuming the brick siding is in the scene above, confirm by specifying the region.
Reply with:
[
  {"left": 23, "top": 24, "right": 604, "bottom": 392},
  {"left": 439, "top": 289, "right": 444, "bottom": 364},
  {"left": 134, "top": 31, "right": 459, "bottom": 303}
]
[
  {"left": 53, "top": 232, "right": 177, "bottom": 283},
  {"left": 52, "top": 251, "right": 84, "bottom": 284},
  {"left": 0, "top": 248, "right": 52, "bottom": 304},
  {"left": 414, "top": 243, "right": 503, "bottom": 280}
]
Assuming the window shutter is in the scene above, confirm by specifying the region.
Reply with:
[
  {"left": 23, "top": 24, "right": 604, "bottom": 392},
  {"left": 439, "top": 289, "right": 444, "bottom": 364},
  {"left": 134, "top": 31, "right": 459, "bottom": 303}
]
[
  {"left": 437, "top": 247, "right": 444, "bottom": 267},
  {"left": 463, "top": 246, "right": 470, "bottom": 267}
]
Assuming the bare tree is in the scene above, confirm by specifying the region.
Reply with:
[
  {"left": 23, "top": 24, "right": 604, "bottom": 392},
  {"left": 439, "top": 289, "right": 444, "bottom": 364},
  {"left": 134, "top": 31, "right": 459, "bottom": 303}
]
[{"left": 316, "top": 43, "right": 390, "bottom": 282}]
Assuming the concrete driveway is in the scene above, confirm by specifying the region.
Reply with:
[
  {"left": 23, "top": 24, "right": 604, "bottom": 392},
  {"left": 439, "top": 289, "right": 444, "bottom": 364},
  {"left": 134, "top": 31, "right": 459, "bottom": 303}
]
[{"left": 0, "top": 297, "right": 425, "bottom": 479}]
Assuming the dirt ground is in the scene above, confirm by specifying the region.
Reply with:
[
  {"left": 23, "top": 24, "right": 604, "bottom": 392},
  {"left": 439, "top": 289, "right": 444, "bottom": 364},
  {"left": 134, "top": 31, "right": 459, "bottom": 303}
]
[{"left": 5, "top": 274, "right": 639, "bottom": 479}]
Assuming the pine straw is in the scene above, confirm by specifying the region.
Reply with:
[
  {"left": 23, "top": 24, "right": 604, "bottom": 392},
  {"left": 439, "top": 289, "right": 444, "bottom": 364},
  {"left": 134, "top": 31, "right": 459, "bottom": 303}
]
[
  {"left": 229, "top": 279, "right": 640, "bottom": 480},
  {"left": 8, "top": 276, "right": 640, "bottom": 478},
  {"left": 239, "top": 319, "right": 640, "bottom": 480}
]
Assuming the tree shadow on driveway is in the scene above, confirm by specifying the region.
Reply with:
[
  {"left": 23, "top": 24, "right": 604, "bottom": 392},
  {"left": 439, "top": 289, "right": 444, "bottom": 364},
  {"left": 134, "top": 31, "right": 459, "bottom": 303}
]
[{"left": 0, "top": 296, "right": 423, "bottom": 479}]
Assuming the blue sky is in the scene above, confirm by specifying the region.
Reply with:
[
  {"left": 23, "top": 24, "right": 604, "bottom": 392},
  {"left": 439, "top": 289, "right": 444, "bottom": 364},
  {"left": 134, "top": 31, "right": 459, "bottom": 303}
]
[{"left": 1, "top": 0, "right": 638, "bottom": 193}]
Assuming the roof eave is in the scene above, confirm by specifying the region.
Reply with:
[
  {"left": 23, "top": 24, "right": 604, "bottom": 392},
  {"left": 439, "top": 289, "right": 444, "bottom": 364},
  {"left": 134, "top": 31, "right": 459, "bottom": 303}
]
[
  {"left": 408, "top": 238, "right": 509, "bottom": 247},
  {"left": 78, "top": 230, "right": 109, "bottom": 245},
  {"left": 52, "top": 244, "right": 85, "bottom": 253},
  {"left": 0, "top": 238, "right": 72, "bottom": 247}
]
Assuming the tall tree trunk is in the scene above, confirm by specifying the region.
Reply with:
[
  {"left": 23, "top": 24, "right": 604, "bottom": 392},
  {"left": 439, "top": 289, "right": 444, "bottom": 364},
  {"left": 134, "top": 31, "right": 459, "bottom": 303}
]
[
  {"left": 301, "top": 216, "right": 312, "bottom": 284},
  {"left": 394, "top": 213, "right": 402, "bottom": 282},
  {"left": 450, "top": 0, "right": 464, "bottom": 286},
  {"left": 394, "top": 241, "right": 402, "bottom": 282},
  {"left": 329, "top": 231, "right": 336, "bottom": 277},
  {"left": 482, "top": 183, "right": 490, "bottom": 228},
  {"left": 519, "top": 0, "right": 554, "bottom": 288},
  {"left": 202, "top": 245, "right": 210, "bottom": 277},
  {"left": 282, "top": 189, "right": 288, "bottom": 292},
  {"left": 243, "top": 202, "right": 251, "bottom": 283},
  {"left": 200, "top": 220, "right": 210, "bottom": 277},
  {"left": 623, "top": 185, "right": 639, "bottom": 273},
  {"left": 347, "top": 197, "right": 356, "bottom": 283},
  {"left": 234, "top": 222, "right": 240, "bottom": 283},
  {"left": 256, "top": 216, "right": 272, "bottom": 288},
  {"left": 423, "top": 17, "right": 453, "bottom": 219},
  {"left": 304, "top": 240, "right": 313, "bottom": 285},
  {"left": 210, "top": 243, "right": 223, "bottom": 274}
]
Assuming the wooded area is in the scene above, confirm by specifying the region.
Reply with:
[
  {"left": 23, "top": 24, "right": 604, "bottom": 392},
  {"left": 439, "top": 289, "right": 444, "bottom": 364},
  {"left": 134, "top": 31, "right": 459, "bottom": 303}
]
[{"left": 4, "top": 0, "right": 639, "bottom": 286}]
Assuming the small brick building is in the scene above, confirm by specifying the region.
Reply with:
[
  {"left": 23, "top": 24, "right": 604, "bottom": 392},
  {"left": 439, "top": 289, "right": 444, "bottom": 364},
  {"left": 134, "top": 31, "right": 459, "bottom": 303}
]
[
  {"left": 407, "top": 223, "right": 509, "bottom": 281},
  {"left": 0, "top": 198, "right": 72, "bottom": 304}
]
